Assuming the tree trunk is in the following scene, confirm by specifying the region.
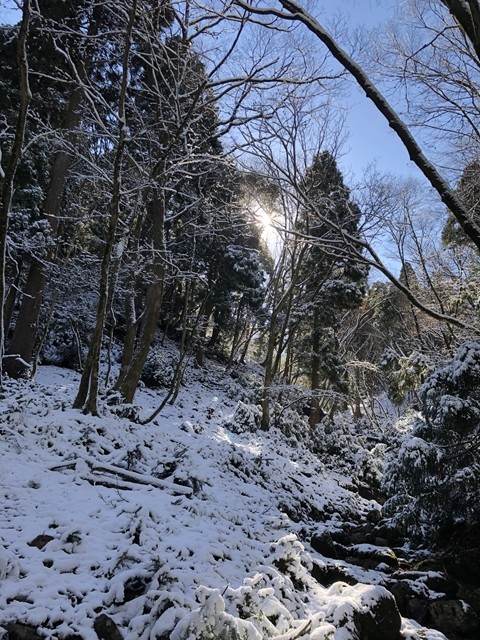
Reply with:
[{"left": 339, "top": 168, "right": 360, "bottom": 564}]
[
  {"left": 3, "top": 266, "right": 22, "bottom": 339},
  {"left": 239, "top": 323, "right": 255, "bottom": 363},
  {"left": 226, "top": 297, "right": 245, "bottom": 368},
  {"left": 309, "top": 308, "right": 322, "bottom": 428},
  {"left": 115, "top": 190, "right": 166, "bottom": 403},
  {"left": 194, "top": 295, "right": 214, "bottom": 368},
  {"left": 74, "top": 0, "right": 138, "bottom": 413},
  {"left": 0, "top": 0, "right": 31, "bottom": 383},
  {"left": 5, "top": 82, "right": 83, "bottom": 377}
]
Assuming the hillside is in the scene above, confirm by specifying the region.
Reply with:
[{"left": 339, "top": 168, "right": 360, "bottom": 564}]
[{"left": 0, "top": 351, "right": 459, "bottom": 639}]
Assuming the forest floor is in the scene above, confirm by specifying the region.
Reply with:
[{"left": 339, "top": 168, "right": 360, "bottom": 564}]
[{"left": 0, "top": 345, "right": 454, "bottom": 639}]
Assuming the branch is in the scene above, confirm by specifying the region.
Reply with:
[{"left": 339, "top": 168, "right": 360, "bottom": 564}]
[
  {"left": 50, "top": 459, "right": 193, "bottom": 495},
  {"left": 237, "top": 0, "right": 480, "bottom": 253}
]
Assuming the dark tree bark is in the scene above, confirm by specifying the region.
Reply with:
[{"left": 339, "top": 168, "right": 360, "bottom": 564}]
[
  {"left": 0, "top": 0, "right": 32, "bottom": 383},
  {"left": 115, "top": 189, "right": 166, "bottom": 404},
  {"left": 74, "top": 0, "right": 138, "bottom": 414},
  {"left": 308, "top": 308, "right": 321, "bottom": 429}
]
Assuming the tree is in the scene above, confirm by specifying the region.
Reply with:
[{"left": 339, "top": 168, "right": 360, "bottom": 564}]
[
  {"left": 383, "top": 341, "right": 480, "bottom": 543},
  {"left": 375, "top": 0, "right": 480, "bottom": 165},
  {"left": 111, "top": 0, "right": 318, "bottom": 406},
  {"left": 235, "top": 0, "right": 480, "bottom": 255},
  {"left": 0, "top": 0, "right": 31, "bottom": 383},
  {"left": 3, "top": 0, "right": 108, "bottom": 378},
  {"left": 73, "top": 0, "right": 141, "bottom": 414},
  {"left": 293, "top": 151, "right": 367, "bottom": 426}
]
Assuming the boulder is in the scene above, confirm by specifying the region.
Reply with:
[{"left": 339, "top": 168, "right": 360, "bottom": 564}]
[
  {"left": 4, "top": 624, "right": 82, "bottom": 640},
  {"left": 428, "top": 599, "right": 479, "bottom": 636},
  {"left": 345, "top": 544, "right": 399, "bottom": 570},
  {"left": 353, "top": 591, "right": 402, "bottom": 640},
  {"left": 4, "top": 624, "right": 42, "bottom": 640},
  {"left": 27, "top": 535, "right": 54, "bottom": 550},
  {"left": 387, "top": 580, "right": 430, "bottom": 624},
  {"left": 323, "top": 584, "right": 402, "bottom": 640},
  {"left": 310, "top": 532, "right": 347, "bottom": 560},
  {"left": 311, "top": 560, "right": 358, "bottom": 587},
  {"left": 94, "top": 614, "right": 123, "bottom": 640}
]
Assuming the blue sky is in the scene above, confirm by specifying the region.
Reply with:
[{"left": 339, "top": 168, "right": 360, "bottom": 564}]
[
  {"left": 323, "top": 0, "right": 421, "bottom": 182},
  {"left": 0, "top": 0, "right": 18, "bottom": 24}
]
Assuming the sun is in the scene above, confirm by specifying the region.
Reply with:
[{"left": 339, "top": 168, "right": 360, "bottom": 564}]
[
  {"left": 255, "top": 204, "right": 272, "bottom": 231},
  {"left": 252, "top": 203, "right": 281, "bottom": 258}
]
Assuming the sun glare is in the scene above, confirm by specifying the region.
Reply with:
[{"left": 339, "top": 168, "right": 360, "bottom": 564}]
[
  {"left": 256, "top": 205, "right": 272, "bottom": 231},
  {"left": 252, "top": 203, "right": 281, "bottom": 258}
]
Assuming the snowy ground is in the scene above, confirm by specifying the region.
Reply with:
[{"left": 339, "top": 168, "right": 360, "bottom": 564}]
[{"left": 0, "top": 355, "right": 447, "bottom": 639}]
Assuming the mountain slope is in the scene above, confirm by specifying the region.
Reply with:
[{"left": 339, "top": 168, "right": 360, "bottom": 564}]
[{"left": 0, "top": 355, "right": 447, "bottom": 639}]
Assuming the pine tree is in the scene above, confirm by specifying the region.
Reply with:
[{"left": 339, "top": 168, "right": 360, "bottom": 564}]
[{"left": 294, "top": 151, "right": 367, "bottom": 426}]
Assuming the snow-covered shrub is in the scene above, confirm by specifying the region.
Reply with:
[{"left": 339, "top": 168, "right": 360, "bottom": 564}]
[
  {"left": 269, "top": 534, "right": 312, "bottom": 590},
  {"left": 381, "top": 348, "right": 433, "bottom": 405},
  {"left": 222, "top": 401, "right": 262, "bottom": 434},
  {"left": 41, "top": 312, "right": 88, "bottom": 370},
  {"left": 383, "top": 341, "right": 480, "bottom": 542},
  {"left": 170, "top": 587, "right": 259, "bottom": 640},
  {"left": 270, "top": 403, "right": 309, "bottom": 441},
  {"left": 354, "top": 442, "right": 387, "bottom": 488},
  {"left": 224, "top": 367, "right": 261, "bottom": 404},
  {"left": 142, "top": 347, "right": 177, "bottom": 388}
]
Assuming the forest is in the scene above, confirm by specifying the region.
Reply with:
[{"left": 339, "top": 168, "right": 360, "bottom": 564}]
[{"left": 1, "top": 1, "right": 480, "bottom": 639}]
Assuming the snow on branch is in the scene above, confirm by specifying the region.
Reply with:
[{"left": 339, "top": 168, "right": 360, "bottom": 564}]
[
  {"left": 51, "top": 458, "right": 194, "bottom": 495},
  {"left": 236, "top": 0, "right": 480, "bottom": 253}
]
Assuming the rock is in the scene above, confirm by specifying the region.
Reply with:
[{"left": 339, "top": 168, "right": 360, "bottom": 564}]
[
  {"left": 429, "top": 599, "right": 480, "bottom": 636},
  {"left": 459, "top": 585, "right": 480, "bottom": 614},
  {"left": 122, "top": 575, "right": 149, "bottom": 602},
  {"left": 345, "top": 544, "right": 399, "bottom": 570},
  {"left": 424, "top": 572, "right": 458, "bottom": 598},
  {"left": 387, "top": 580, "right": 430, "bottom": 623},
  {"left": 5, "top": 622, "right": 83, "bottom": 640},
  {"left": 353, "top": 591, "right": 402, "bottom": 640},
  {"left": 349, "top": 525, "right": 373, "bottom": 545},
  {"left": 373, "top": 521, "right": 403, "bottom": 546},
  {"left": 366, "top": 509, "right": 382, "bottom": 524},
  {"left": 4, "top": 623, "right": 42, "bottom": 640},
  {"left": 27, "top": 535, "right": 54, "bottom": 550},
  {"left": 94, "top": 614, "right": 123, "bottom": 640},
  {"left": 311, "top": 560, "right": 358, "bottom": 587},
  {"left": 310, "top": 532, "right": 347, "bottom": 560},
  {"left": 356, "top": 484, "right": 385, "bottom": 503},
  {"left": 328, "top": 528, "right": 348, "bottom": 545}
]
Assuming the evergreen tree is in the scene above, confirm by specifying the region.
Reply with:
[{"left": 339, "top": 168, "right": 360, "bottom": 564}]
[
  {"left": 294, "top": 151, "right": 367, "bottom": 426},
  {"left": 1, "top": 0, "right": 116, "bottom": 377},
  {"left": 442, "top": 159, "right": 480, "bottom": 247},
  {"left": 384, "top": 341, "right": 480, "bottom": 543}
]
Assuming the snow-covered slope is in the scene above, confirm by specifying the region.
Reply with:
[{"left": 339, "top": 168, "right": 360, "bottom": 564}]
[{"left": 0, "top": 358, "right": 446, "bottom": 639}]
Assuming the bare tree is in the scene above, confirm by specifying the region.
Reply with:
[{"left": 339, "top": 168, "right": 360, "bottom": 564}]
[{"left": 235, "top": 0, "right": 480, "bottom": 254}]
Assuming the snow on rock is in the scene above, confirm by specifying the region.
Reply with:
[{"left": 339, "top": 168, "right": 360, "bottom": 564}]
[{"left": 0, "top": 361, "right": 447, "bottom": 639}]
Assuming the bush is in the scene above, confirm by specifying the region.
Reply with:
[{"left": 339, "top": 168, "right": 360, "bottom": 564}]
[
  {"left": 141, "top": 348, "right": 177, "bottom": 388},
  {"left": 383, "top": 341, "right": 480, "bottom": 543}
]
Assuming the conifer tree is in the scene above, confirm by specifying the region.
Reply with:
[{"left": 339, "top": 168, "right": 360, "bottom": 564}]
[{"left": 294, "top": 151, "right": 367, "bottom": 426}]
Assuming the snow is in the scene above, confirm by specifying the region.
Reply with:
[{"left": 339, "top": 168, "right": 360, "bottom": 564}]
[{"left": 0, "top": 355, "right": 448, "bottom": 639}]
